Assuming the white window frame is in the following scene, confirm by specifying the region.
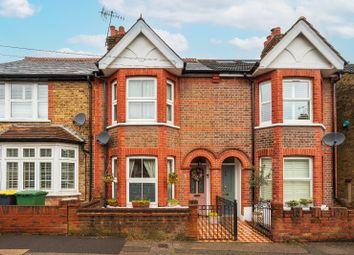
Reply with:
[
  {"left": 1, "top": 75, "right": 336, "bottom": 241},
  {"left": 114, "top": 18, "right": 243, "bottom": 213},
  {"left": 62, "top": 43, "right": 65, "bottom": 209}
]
[
  {"left": 126, "top": 77, "right": 157, "bottom": 123},
  {"left": 126, "top": 156, "right": 158, "bottom": 207},
  {"left": 111, "top": 80, "right": 117, "bottom": 124},
  {"left": 112, "top": 157, "right": 117, "bottom": 199},
  {"left": 167, "top": 157, "right": 175, "bottom": 200},
  {"left": 166, "top": 81, "right": 174, "bottom": 124},
  {"left": 259, "top": 81, "right": 272, "bottom": 126},
  {"left": 283, "top": 79, "right": 312, "bottom": 124},
  {"left": 0, "top": 82, "right": 48, "bottom": 121},
  {"left": 283, "top": 157, "right": 313, "bottom": 204},
  {"left": 0, "top": 143, "right": 79, "bottom": 195},
  {"left": 259, "top": 157, "right": 272, "bottom": 201}
]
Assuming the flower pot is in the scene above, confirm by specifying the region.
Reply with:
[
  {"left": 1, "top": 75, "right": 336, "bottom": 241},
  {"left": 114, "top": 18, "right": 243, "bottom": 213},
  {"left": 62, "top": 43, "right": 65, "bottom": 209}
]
[{"left": 132, "top": 201, "right": 150, "bottom": 208}]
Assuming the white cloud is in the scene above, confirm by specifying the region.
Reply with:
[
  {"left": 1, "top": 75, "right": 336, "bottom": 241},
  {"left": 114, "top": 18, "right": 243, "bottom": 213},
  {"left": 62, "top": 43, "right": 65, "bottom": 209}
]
[
  {"left": 0, "top": 0, "right": 37, "bottom": 18},
  {"left": 228, "top": 36, "right": 265, "bottom": 50},
  {"left": 154, "top": 29, "right": 188, "bottom": 54},
  {"left": 68, "top": 34, "right": 106, "bottom": 52},
  {"left": 210, "top": 38, "right": 223, "bottom": 45},
  {"left": 98, "top": 0, "right": 354, "bottom": 38}
]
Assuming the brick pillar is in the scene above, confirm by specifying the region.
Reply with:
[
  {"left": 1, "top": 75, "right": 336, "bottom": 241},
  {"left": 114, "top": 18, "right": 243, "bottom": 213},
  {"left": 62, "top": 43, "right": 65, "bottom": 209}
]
[
  {"left": 272, "top": 126, "right": 284, "bottom": 205},
  {"left": 210, "top": 168, "right": 221, "bottom": 205},
  {"left": 187, "top": 200, "right": 199, "bottom": 240},
  {"left": 181, "top": 168, "right": 190, "bottom": 206},
  {"left": 241, "top": 168, "right": 252, "bottom": 214}
]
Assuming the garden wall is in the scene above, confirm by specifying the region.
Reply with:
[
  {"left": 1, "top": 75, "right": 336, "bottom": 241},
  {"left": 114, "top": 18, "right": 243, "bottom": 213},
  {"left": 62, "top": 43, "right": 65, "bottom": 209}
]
[{"left": 271, "top": 205, "right": 354, "bottom": 242}]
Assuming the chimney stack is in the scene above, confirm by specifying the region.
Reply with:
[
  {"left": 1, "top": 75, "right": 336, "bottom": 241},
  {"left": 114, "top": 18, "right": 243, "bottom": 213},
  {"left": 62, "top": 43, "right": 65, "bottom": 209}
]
[
  {"left": 263, "top": 26, "right": 281, "bottom": 47},
  {"left": 106, "top": 25, "right": 126, "bottom": 51}
]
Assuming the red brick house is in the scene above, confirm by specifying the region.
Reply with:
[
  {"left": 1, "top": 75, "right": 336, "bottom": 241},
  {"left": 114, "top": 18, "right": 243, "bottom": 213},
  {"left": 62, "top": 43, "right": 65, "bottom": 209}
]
[{"left": 0, "top": 17, "right": 347, "bottom": 223}]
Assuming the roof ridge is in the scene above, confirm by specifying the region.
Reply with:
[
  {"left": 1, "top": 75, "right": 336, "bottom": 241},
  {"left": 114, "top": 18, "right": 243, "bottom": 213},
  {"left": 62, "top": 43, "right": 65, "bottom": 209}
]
[{"left": 24, "top": 57, "right": 100, "bottom": 61}]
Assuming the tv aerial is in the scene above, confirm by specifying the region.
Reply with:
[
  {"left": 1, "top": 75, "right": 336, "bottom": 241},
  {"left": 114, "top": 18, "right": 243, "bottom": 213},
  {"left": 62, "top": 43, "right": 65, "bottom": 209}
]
[
  {"left": 322, "top": 132, "right": 345, "bottom": 146},
  {"left": 100, "top": 7, "right": 125, "bottom": 38}
]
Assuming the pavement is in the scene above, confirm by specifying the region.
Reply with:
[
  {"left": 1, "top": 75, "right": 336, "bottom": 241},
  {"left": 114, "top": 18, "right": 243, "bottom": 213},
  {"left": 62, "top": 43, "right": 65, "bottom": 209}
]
[{"left": 0, "top": 234, "right": 353, "bottom": 255}]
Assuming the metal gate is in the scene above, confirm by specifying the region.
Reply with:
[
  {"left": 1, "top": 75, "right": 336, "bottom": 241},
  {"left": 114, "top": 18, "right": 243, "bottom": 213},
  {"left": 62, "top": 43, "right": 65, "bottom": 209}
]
[
  {"left": 198, "top": 196, "right": 237, "bottom": 240},
  {"left": 252, "top": 201, "right": 272, "bottom": 236}
]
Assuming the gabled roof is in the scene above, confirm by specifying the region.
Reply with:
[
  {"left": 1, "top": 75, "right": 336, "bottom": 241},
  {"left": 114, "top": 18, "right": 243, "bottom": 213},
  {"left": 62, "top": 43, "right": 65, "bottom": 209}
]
[
  {"left": 184, "top": 59, "right": 258, "bottom": 74},
  {"left": 0, "top": 125, "right": 84, "bottom": 144},
  {"left": 99, "top": 18, "right": 184, "bottom": 71},
  {"left": 0, "top": 57, "right": 98, "bottom": 79},
  {"left": 259, "top": 17, "right": 347, "bottom": 70}
]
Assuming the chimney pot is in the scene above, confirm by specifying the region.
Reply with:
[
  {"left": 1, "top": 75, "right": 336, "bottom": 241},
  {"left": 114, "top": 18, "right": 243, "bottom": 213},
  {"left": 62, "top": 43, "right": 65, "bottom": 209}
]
[
  {"left": 110, "top": 26, "right": 117, "bottom": 36},
  {"left": 118, "top": 26, "right": 125, "bottom": 35},
  {"left": 271, "top": 27, "right": 281, "bottom": 36}
]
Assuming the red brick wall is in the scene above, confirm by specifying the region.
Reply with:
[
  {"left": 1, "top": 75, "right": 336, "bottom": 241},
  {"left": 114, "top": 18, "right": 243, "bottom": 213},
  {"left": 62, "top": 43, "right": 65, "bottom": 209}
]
[
  {"left": 272, "top": 205, "right": 354, "bottom": 242},
  {"left": 0, "top": 203, "right": 69, "bottom": 234}
]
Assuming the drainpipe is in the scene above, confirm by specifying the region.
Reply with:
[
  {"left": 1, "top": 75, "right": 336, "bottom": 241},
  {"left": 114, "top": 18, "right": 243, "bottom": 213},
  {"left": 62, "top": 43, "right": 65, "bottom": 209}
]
[
  {"left": 244, "top": 73, "right": 255, "bottom": 211},
  {"left": 332, "top": 73, "right": 342, "bottom": 200},
  {"left": 86, "top": 76, "right": 94, "bottom": 201}
]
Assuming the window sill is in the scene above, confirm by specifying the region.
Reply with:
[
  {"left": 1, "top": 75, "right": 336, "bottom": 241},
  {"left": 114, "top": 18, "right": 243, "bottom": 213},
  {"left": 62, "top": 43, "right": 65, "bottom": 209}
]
[
  {"left": 107, "top": 122, "right": 180, "bottom": 129},
  {"left": 46, "top": 192, "right": 81, "bottom": 197},
  {"left": 0, "top": 119, "right": 51, "bottom": 123},
  {"left": 255, "top": 123, "right": 326, "bottom": 130}
]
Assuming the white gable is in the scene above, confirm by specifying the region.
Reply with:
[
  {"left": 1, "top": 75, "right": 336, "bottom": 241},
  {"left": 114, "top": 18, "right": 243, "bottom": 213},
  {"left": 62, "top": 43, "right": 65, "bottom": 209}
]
[
  {"left": 258, "top": 19, "right": 345, "bottom": 73},
  {"left": 268, "top": 34, "right": 332, "bottom": 69},
  {"left": 109, "top": 34, "right": 175, "bottom": 69},
  {"left": 99, "top": 19, "right": 184, "bottom": 75}
]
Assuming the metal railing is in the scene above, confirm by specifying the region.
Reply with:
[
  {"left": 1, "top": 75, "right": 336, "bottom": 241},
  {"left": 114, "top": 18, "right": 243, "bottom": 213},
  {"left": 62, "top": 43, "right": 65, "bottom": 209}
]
[
  {"left": 198, "top": 196, "right": 237, "bottom": 240},
  {"left": 253, "top": 201, "right": 272, "bottom": 236}
]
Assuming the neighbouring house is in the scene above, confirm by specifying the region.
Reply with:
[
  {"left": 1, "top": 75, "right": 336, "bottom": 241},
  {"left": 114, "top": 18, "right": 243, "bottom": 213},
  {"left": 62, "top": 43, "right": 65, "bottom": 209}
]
[
  {"left": 0, "top": 16, "right": 348, "bottom": 226},
  {"left": 337, "top": 64, "right": 354, "bottom": 207}
]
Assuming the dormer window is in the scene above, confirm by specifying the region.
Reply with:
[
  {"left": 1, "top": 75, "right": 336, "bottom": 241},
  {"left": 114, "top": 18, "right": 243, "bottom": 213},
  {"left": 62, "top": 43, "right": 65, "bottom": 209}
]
[
  {"left": 126, "top": 77, "right": 157, "bottom": 123},
  {"left": 283, "top": 79, "right": 312, "bottom": 122}
]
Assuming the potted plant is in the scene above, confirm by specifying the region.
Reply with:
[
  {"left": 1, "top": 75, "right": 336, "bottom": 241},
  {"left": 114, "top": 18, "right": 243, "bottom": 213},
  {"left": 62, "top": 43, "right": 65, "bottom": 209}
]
[
  {"left": 286, "top": 200, "right": 299, "bottom": 208},
  {"left": 103, "top": 174, "right": 114, "bottom": 183},
  {"left": 132, "top": 199, "right": 150, "bottom": 208},
  {"left": 168, "top": 172, "right": 179, "bottom": 184},
  {"left": 107, "top": 198, "right": 118, "bottom": 207},
  {"left": 168, "top": 199, "right": 180, "bottom": 207},
  {"left": 208, "top": 212, "right": 219, "bottom": 224},
  {"left": 299, "top": 198, "right": 312, "bottom": 209}
]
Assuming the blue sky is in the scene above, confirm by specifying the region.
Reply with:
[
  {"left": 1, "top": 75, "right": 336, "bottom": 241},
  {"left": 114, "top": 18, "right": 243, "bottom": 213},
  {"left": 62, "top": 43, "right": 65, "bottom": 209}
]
[{"left": 0, "top": 0, "right": 353, "bottom": 63}]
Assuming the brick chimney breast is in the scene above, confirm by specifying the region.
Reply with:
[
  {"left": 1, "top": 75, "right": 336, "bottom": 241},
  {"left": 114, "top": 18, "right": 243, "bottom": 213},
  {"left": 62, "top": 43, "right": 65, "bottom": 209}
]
[{"left": 106, "top": 25, "right": 126, "bottom": 51}]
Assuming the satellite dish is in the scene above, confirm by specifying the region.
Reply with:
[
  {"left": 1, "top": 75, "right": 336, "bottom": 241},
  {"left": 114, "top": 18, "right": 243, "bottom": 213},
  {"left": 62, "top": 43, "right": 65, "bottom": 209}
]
[
  {"left": 322, "top": 132, "right": 345, "bottom": 146},
  {"left": 73, "top": 113, "right": 86, "bottom": 126},
  {"left": 97, "top": 131, "right": 110, "bottom": 145}
]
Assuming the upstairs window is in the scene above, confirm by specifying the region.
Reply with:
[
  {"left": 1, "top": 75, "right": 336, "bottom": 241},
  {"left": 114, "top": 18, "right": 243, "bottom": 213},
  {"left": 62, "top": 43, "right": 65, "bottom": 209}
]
[
  {"left": 111, "top": 81, "right": 117, "bottom": 124},
  {"left": 126, "top": 78, "right": 156, "bottom": 122},
  {"left": 283, "top": 79, "right": 312, "bottom": 122},
  {"left": 260, "top": 81, "right": 272, "bottom": 125},
  {"left": 166, "top": 81, "right": 174, "bottom": 124},
  {"left": 0, "top": 82, "right": 48, "bottom": 120}
]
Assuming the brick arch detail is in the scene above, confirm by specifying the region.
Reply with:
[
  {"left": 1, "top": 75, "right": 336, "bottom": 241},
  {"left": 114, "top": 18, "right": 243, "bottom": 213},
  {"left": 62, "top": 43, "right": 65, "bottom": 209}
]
[
  {"left": 217, "top": 149, "right": 251, "bottom": 170},
  {"left": 181, "top": 148, "right": 217, "bottom": 169}
]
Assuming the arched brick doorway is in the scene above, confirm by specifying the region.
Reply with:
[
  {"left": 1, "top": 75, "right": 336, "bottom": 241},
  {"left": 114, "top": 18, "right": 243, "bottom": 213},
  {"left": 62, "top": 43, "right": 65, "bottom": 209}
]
[{"left": 189, "top": 157, "right": 211, "bottom": 205}]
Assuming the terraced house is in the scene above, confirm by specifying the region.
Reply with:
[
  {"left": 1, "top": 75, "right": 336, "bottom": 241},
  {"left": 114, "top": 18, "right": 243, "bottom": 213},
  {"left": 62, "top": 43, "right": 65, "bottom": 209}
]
[{"left": 0, "top": 16, "right": 352, "bottom": 241}]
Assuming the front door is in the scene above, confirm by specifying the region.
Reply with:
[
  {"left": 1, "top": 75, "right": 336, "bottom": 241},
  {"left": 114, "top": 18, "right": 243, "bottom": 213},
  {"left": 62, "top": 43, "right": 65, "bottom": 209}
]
[
  {"left": 222, "top": 165, "right": 235, "bottom": 201},
  {"left": 189, "top": 167, "right": 206, "bottom": 205}
]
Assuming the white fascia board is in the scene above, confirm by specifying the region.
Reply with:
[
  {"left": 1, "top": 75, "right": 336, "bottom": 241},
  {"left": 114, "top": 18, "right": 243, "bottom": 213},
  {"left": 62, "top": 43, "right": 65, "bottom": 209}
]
[
  {"left": 259, "top": 20, "right": 345, "bottom": 70},
  {"left": 99, "top": 20, "right": 184, "bottom": 70}
]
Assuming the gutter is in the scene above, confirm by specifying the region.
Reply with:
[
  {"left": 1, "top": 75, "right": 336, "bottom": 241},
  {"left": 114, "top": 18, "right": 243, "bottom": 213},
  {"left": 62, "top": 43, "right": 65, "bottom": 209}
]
[
  {"left": 0, "top": 74, "right": 93, "bottom": 81},
  {"left": 244, "top": 73, "right": 255, "bottom": 211}
]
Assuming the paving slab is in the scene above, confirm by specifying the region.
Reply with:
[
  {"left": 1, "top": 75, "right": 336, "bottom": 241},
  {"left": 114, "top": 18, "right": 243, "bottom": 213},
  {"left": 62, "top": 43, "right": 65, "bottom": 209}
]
[
  {"left": 0, "top": 250, "right": 29, "bottom": 255},
  {"left": 309, "top": 242, "right": 354, "bottom": 255}
]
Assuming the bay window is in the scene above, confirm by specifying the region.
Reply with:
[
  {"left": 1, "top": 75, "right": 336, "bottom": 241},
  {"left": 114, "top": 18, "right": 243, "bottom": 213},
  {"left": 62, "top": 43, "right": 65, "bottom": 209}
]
[
  {"left": 127, "top": 157, "right": 157, "bottom": 206},
  {"left": 283, "top": 79, "right": 312, "bottom": 122},
  {"left": 0, "top": 144, "right": 78, "bottom": 194},
  {"left": 0, "top": 82, "right": 48, "bottom": 120},
  {"left": 259, "top": 157, "right": 272, "bottom": 201},
  {"left": 111, "top": 81, "right": 117, "bottom": 124},
  {"left": 283, "top": 157, "right": 312, "bottom": 203},
  {"left": 126, "top": 78, "right": 156, "bottom": 122},
  {"left": 260, "top": 81, "right": 272, "bottom": 125},
  {"left": 166, "top": 81, "right": 174, "bottom": 124}
]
